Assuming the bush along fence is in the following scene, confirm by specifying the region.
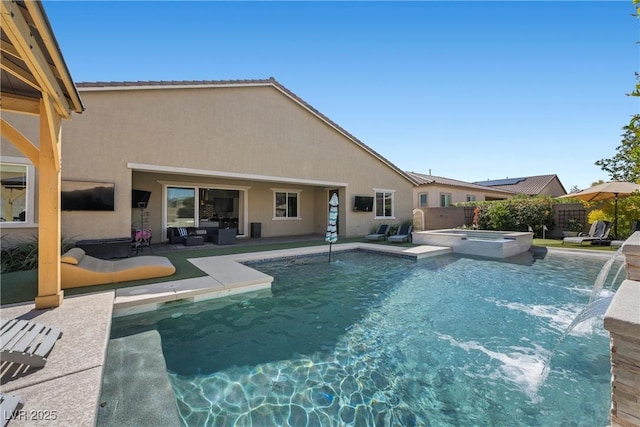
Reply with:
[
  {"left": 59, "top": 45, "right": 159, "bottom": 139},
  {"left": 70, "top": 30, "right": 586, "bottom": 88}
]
[{"left": 417, "top": 196, "right": 588, "bottom": 238}]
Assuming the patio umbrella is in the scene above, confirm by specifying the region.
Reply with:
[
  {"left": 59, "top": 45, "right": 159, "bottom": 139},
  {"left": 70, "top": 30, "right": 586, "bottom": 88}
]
[
  {"left": 559, "top": 181, "right": 640, "bottom": 239},
  {"left": 325, "top": 193, "right": 339, "bottom": 263}
]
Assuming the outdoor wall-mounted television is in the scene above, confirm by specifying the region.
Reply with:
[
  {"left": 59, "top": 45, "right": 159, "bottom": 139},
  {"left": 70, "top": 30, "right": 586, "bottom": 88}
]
[
  {"left": 131, "top": 189, "right": 151, "bottom": 208},
  {"left": 61, "top": 180, "right": 115, "bottom": 211},
  {"left": 353, "top": 195, "right": 374, "bottom": 212}
]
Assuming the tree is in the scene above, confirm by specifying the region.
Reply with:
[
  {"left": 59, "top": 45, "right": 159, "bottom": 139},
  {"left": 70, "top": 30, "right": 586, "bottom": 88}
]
[
  {"left": 595, "top": 1, "right": 640, "bottom": 182},
  {"left": 595, "top": 110, "right": 640, "bottom": 182}
]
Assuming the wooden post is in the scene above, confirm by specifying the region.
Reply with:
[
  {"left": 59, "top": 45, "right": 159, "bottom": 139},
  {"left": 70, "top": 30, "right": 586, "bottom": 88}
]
[{"left": 35, "top": 94, "right": 63, "bottom": 309}]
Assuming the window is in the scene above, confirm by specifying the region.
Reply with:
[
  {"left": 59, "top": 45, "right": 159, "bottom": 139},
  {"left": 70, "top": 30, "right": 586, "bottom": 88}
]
[
  {"left": 374, "top": 189, "right": 394, "bottom": 218},
  {"left": 166, "top": 187, "right": 196, "bottom": 228},
  {"left": 440, "top": 193, "right": 452, "bottom": 207},
  {"left": 273, "top": 189, "right": 300, "bottom": 219},
  {"left": 418, "top": 192, "right": 428, "bottom": 208},
  {"left": 466, "top": 195, "right": 476, "bottom": 202},
  {"left": 0, "top": 158, "right": 34, "bottom": 225}
]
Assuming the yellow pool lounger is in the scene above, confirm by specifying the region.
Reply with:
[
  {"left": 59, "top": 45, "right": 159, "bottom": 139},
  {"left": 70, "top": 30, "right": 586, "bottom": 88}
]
[{"left": 60, "top": 248, "right": 176, "bottom": 289}]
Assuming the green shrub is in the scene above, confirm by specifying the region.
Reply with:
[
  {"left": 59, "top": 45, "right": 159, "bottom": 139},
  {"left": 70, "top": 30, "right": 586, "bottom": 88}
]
[
  {"left": 1, "top": 236, "right": 75, "bottom": 273},
  {"left": 464, "top": 196, "right": 555, "bottom": 232}
]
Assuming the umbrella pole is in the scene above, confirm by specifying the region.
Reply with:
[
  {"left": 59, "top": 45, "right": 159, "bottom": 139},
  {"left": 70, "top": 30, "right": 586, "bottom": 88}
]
[
  {"left": 614, "top": 193, "right": 619, "bottom": 240},
  {"left": 328, "top": 242, "right": 332, "bottom": 264}
]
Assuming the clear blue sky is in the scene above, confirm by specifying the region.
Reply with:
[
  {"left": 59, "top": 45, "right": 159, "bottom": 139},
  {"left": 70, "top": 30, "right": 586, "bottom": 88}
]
[{"left": 44, "top": 1, "right": 639, "bottom": 191}]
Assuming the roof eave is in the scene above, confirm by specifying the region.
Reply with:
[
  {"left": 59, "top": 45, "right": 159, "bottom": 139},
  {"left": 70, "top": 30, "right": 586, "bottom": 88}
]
[{"left": 29, "top": 1, "right": 84, "bottom": 114}]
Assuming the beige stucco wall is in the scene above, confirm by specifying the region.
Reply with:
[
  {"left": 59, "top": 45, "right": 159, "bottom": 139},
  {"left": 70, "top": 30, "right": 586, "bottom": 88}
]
[
  {"left": 2, "top": 84, "right": 415, "bottom": 242},
  {"left": 413, "top": 184, "right": 511, "bottom": 208}
]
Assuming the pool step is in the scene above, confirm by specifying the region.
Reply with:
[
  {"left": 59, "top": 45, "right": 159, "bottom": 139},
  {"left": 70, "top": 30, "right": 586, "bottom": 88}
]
[
  {"left": 113, "top": 259, "right": 273, "bottom": 317},
  {"left": 96, "top": 330, "right": 180, "bottom": 427}
]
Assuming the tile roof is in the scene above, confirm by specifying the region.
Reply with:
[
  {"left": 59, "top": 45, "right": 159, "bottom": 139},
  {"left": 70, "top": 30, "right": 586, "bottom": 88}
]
[
  {"left": 406, "top": 172, "right": 515, "bottom": 194},
  {"left": 473, "top": 174, "right": 563, "bottom": 195},
  {"left": 75, "top": 78, "right": 419, "bottom": 186}
]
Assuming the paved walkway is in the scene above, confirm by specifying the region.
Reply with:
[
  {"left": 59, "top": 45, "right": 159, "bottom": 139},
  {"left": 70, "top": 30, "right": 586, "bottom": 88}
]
[{"left": 1, "top": 292, "right": 114, "bottom": 426}]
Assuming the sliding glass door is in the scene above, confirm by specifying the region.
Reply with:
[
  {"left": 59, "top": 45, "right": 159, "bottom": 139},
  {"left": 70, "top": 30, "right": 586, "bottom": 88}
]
[
  {"left": 164, "top": 184, "right": 247, "bottom": 236},
  {"left": 199, "top": 188, "right": 241, "bottom": 232},
  {"left": 166, "top": 187, "right": 196, "bottom": 228}
]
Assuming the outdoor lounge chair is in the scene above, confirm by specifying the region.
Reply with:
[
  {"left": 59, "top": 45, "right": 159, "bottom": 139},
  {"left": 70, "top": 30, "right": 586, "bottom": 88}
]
[
  {"left": 562, "top": 221, "right": 610, "bottom": 246},
  {"left": 388, "top": 224, "right": 413, "bottom": 243},
  {"left": 365, "top": 224, "right": 390, "bottom": 241},
  {"left": 0, "top": 318, "right": 62, "bottom": 368},
  {"left": 60, "top": 248, "right": 176, "bottom": 288},
  {"left": 0, "top": 392, "right": 23, "bottom": 426},
  {"left": 609, "top": 221, "right": 640, "bottom": 249}
]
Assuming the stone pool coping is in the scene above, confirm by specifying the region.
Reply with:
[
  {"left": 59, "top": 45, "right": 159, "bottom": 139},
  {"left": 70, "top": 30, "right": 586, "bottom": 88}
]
[{"left": 0, "top": 244, "right": 618, "bottom": 426}]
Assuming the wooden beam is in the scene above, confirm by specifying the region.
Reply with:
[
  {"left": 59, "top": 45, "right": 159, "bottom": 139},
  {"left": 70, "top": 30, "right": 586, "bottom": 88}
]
[
  {"left": 0, "top": 92, "right": 40, "bottom": 115},
  {"left": 0, "top": 119, "right": 39, "bottom": 167},
  {"left": 0, "top": 38, "right": 21, "bottom": 59},
  {"left": 0, "top": 1, "right": 71, "bottom": 118},
  {"left": 34, "top": 96, "right": 63, "bottom": 309},
  {"left": 1, "top": 52, "right": 42, "bottom": 91},
  {"left": 40, "top": 92, "right": 61, "bottom": 171},
  {"left": 23, "top": 1, "right": 82, "bottom": 113}
]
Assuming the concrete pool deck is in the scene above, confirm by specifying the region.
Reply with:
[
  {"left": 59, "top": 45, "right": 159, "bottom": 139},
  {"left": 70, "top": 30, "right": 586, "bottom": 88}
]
[{"left": 0, "top": 243, "right": 621, "bottom": 426}]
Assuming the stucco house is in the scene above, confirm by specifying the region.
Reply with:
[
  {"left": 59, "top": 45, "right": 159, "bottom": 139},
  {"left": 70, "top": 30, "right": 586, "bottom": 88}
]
[
  {"left": 1, "top": 78, "right": 418, "bottom": 247},
  {"left": 407, "top": 172, "right": 515, "bottom": 208},
  {"left": 473, "top": 174, "right": 567, "bottom": 197}
]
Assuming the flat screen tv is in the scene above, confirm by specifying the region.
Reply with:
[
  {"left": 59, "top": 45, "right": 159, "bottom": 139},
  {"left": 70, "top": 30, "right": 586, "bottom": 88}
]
[
  {"left": 61, "top": 180, "right": 115, "bottom": 211},
  {"left": 353, "top": 195, "right": 374, "bottom": 212},
  {"left": 131, "top": 189, "right": 151, "bottom": 208}
]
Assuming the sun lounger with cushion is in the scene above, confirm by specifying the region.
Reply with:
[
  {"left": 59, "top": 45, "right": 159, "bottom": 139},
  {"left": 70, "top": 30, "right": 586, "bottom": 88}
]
[
  {"left": 60, "top": 248, "right": 176, "bottom": 288},
  {"left": 388, "top": 224, "right": 413, "bottom": 243},
  {"left": 563, "top": 221, "right": 610, "bottom": 246},
  {"left": 0, "top": 318, "right": 62, "bottom": 368},
  {"left": 365, "top": 224, "right": 390, "bottom": 241},
  {"left": 0, "top": 392, "right": 23, "bottom": 426}
]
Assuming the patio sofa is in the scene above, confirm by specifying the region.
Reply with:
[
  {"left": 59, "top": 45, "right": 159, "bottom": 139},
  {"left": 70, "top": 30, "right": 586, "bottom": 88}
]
[
  {"left": 60, "top": 248, "right": 176, "bottom": 288},
  {"left": 166, "top": 227, "right": 208, "bottom": 246},
  {"left": 167, "top": 226, "right": 237, "bottom": 245}
]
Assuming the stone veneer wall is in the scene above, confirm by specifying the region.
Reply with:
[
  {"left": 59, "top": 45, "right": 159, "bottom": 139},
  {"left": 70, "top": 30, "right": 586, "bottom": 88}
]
[{"left": 604, "top": 231, "right": 640, "bottom": 427}]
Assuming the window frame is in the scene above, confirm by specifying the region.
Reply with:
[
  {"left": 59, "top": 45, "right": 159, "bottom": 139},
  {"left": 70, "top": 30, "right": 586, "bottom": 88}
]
[
  {"left": 418, "top": 192, "right": 428, "bottom": 208},
  {"left": 440, "top": 193, "right": 452, "bottom": 207},
  {"left": 272, "top": 188, "right": 302, "bottom": 220},
  {"left": 466, "top": 194, "right": 476, "bottom": 202},
  {"left": 0, "top": 157, "right": 36, "bottom": 228},
  {"left": 373, "top": 188, "right": 395, "bottom": 219}
]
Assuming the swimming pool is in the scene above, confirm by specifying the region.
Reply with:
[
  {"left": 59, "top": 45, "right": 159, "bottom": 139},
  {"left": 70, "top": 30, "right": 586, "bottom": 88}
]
[{"left": 101, "top": 250, "right": 622, "bottom": 426}]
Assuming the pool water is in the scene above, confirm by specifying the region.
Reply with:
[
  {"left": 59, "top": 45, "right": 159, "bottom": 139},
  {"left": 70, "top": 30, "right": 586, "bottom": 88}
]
[{"left": 108, "top": 250, "right": 622, "bottom": 426}]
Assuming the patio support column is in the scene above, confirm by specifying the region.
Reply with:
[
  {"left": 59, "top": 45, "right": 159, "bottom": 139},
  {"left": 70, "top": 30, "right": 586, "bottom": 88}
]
[{"left": 35, "top": 94, "right": 64, "bottom": 309}]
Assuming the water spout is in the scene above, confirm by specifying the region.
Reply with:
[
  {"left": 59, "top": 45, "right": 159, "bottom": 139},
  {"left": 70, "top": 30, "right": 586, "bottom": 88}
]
[
  {"left": 588, "top": 246, "right": 624, "bottom": 303},
  {"left": 541, "top": 247, "right": 625, "bottom": 378}
]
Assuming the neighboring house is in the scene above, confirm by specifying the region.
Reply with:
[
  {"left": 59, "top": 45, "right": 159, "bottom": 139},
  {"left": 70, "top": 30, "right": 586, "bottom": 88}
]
[
  {"left": 473, "top": 174, "right": 567, "bottom": 197},
  {"left": 407, "top": 172, "right": 515, "bottom": 208},
  {"left": 1, "top": 79, "right": 418, "bottom": 244}
]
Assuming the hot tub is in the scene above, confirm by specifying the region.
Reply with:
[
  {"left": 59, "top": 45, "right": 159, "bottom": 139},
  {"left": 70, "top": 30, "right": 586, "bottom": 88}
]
[{"left": 412, "top": 229, "right": 533, "bottom": 258}]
